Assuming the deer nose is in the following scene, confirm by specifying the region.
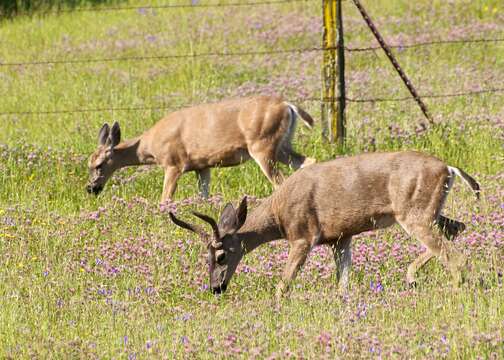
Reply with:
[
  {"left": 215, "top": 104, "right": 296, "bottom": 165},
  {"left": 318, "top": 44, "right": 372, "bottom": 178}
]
[
  {"left": 86, "top": 184, "right": 103, "bottom": 195},
  {"left": 211, "top": 283, "right": 227, "bottom": 294}
]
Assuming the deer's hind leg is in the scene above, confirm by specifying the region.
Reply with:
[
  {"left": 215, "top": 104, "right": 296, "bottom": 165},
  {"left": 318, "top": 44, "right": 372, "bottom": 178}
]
[
  {"left": 437, "top": 215, "right": 466, "bottom": 240},
  {"left": 406, "top": 249, "right": 435, "bottom": 287},
  {"left": 398, "top": 211, "right": 467, "bottom": 288},
  {"left": 276, "top": 145, "right": 316, "bottom": 170},
  {"left": 406, "top": 216, "right": 466, "bottom": 287},
  {"left": 398, "top": 170, "right": 466, "bottom": 287},
  {"left": 196, "top": 168, "right": 211, "bottom": 199},
  {"left": 331, "top": 236, "right": 352, "bottom": 291},
  {"left": 249, "top": 143, "right": 284, "bottom": 187}
]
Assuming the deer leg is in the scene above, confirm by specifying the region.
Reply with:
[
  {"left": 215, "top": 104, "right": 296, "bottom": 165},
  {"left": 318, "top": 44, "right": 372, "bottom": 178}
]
[
  {"left": 196, "top": 168, "right": 211, "bottom": 199},
  {"left": 331, "top": 236, "right": 352, "bottom": 291},
  {"left": 277, "top": 146, "right": 316, "bottom": 170},
  {"left": 406, "top": 250, "right": 435, "bottom": 287},
  {"left": 276, "top": 238, "right": 311, "bottom": 301},
  {"left": 250, "top": 149, "right": 284, "bottom": 188},
  {"left": 436, "top": 215, "right": 466, "bottom": 240},
  {"left": 160, "top": 166, "right": 181, "bottom": 203},
  {"left": 398, "top": 218, "right": 467, "bottom": 287},
  {"left": 406, "top": 216, "right": 466, "bottom": 286}
]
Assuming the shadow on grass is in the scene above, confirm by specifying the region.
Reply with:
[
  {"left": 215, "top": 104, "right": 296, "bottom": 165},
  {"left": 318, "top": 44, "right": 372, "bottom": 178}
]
[{"left": 0, "top": 0, "right": 125, "bottom": 19}]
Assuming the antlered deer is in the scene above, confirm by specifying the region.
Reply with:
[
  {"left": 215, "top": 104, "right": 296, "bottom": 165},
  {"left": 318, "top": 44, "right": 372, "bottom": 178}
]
[
  {"left": 170, "top": 151, "right": 480, "bottom": 299},
  {"left": 86, "top": 96, "right": 316, "bottom": 202}
]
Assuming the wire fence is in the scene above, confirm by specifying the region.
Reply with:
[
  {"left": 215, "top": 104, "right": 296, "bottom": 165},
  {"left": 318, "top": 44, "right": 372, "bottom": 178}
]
[
  {"left": 0, "top": 0, "right": 310, "bottom": 17},
  {"left": 56, "top": 0, "right": 312, "bottom": 13},
  {"left": 1, "top": 0, "right": 503, "bottom": 117},
  {"left": 3, "top": 87, "right": 504, "bottom": 117}
]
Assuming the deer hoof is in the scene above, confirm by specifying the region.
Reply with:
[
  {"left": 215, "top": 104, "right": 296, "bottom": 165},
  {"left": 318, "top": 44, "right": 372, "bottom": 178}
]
[{"left": 408, "top": 281, "right": 418, "bottom": 289}]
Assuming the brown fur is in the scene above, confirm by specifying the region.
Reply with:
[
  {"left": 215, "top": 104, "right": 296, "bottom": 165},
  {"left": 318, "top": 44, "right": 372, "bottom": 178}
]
[
  {"left": 86, "top": 96, "right": 315, "bottom": 201},
  {"left": 170, "top": 151, "right": 480, "bottom": 298}
]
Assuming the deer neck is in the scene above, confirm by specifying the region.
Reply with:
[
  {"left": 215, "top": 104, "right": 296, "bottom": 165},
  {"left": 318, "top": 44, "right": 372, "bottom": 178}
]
[
  {"left": 237, "top": 197, "right": 282, "bottom": 254},
  {"left": 112, "top": 136, "right": 155, "bottom": 169}
]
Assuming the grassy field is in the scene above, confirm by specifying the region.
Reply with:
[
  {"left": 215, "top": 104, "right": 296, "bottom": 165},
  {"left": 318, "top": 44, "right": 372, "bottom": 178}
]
[{"left": 0, "top": 0, "right": 503, "bottom": 358}]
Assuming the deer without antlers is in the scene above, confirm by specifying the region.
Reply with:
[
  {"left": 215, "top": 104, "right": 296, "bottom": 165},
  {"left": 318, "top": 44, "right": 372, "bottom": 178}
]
[
  {"left": 86, "top": 96, "right": 316, "bottom": 202},
  {"left": 170, "top": 151, "right": 480, "bottom": 298}
]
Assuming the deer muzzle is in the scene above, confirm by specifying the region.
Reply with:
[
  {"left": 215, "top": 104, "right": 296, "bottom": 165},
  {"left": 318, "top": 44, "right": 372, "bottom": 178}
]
[
  {"left": 86, "top": 184, "right": 103, "bottom": 195},
  {"left": 212, "top": 282, "right": 227, "bottom": 294}
]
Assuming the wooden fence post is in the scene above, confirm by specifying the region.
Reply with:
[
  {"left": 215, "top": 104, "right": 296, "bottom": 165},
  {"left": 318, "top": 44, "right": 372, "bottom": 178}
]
[
  {"left": 336, "top": 0, "right": 346, "bottom": 144},
  {"left": 322, "top": 0, "right": 346, "bottom": 144},
  {"left": 321, "top": 0, "right": 336, "bottom": 141}
]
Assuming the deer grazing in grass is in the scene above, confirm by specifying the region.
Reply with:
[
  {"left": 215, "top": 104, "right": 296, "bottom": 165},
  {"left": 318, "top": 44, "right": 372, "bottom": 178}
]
[
  {"left": 170, "top": 151, "right": 480, "bottom": 299},
  {"left": 86, "top": 96, "right": 316, "bottom": 202}
]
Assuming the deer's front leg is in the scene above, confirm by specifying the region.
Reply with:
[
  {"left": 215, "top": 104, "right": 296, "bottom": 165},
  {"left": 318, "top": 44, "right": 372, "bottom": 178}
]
[
  {"left": 276, "top": 238, "right": 311, "bottom": 301},
  {"left": 161, "top": 166, "right": 181, "bottom": 203}
]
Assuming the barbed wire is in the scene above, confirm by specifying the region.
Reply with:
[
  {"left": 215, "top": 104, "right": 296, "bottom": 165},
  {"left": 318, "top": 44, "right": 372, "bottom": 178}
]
[
  {"left": 36, "top": 0, "right": 311, "bottom": 13},
  {"left": 346, "top": 38, "right": 504, "bottom": 52},
  {"left": 345, "top": 87, "right": 504, "bottom": 103},
  {"left": 1, "top": 1, "right": 502, "bottom": 119},
  {"left": 0, "top": 47, "right": 325, "bottom": 67},
  {"left": 0, "top": 105, "right": 172, "bottom": 116},
  {"left": 1, "top": 88, "right": 502, "bottom": 117},
  {"left": 1, "top": 37, "right": 503, "bottom": 68}
]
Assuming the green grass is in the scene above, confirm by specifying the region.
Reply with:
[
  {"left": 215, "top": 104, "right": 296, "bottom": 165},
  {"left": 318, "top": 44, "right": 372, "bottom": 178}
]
[{"left": 0, "top": 0, "right": 503, "bottom": 358}]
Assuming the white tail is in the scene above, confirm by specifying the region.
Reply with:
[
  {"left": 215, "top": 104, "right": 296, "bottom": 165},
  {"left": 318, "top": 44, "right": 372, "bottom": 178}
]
[
  {"left": 285, "top": 102, "right": 314, "bottom": 129},
  {"left": 447, "top": 166, "right": 481, "bottom": 199}
]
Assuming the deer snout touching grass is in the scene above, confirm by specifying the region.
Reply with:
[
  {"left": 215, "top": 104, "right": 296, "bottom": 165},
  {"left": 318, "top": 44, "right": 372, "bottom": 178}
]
[
  {"left": 170, "top": 151, "right": 480, "bottom": 300},
  {"left": 86, "top": 96, "right": 316, "bottom": 202}
]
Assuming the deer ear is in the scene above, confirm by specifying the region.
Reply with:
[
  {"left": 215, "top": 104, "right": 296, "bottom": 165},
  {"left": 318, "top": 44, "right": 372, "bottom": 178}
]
[
  {"left": 218, "top": 203, "right": 236, "bottom": 232},
  {"left": 218, "top": 199, "right": 247, "bottom": 233},
  {"left": 108, "top": 121, "right": 121, "bottom": 148},
  {"left": 98, "top": 123, "right": 110, "bottom": 146},
  {"left": 236, "top": 196, "right": 247, "bottom": 229}
]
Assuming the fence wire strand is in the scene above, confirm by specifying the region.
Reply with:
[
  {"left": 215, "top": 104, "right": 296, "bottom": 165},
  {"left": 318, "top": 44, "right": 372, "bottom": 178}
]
[
  {"left": 1, "top": 38, "right": 502, "bottom": 68},
  {"left": 345, "top": 87, "right": 504, "bottom": 103},
  {"left": 1, "top": 1, "right": 503, "bottom": 118},
  {"left": 35, "top": 0, "right": 311, "bottom": 13},
  {"left": 0, "top": 47, "right": 325, "bottom": 67},
  {"left": 1, "top": 88, "right": 503, "bottom": 117},
  {"left": 346, "top": 38, "right": 504, "bottom": 52}
]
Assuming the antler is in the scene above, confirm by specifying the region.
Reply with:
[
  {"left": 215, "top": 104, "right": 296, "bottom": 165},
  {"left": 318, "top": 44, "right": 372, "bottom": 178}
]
[
  {"left": 169, "top": 212, "right": 207, "bottom": 238},
  {"left": 192, "top": 211, "right": 222, "bottom": 248}
]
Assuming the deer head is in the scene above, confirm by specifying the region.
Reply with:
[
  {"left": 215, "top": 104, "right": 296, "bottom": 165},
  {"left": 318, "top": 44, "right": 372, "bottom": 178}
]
[
  {"left": 86, "top": 122, "right": 121, "bottom": 195},
  {"left": 170, "top": 197, "right": 248, "bottom": 294}
]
